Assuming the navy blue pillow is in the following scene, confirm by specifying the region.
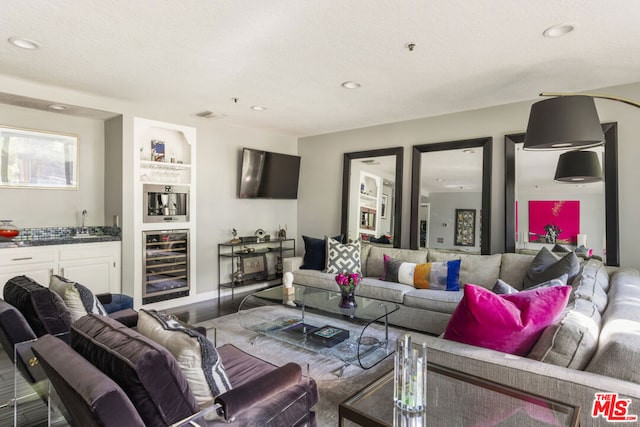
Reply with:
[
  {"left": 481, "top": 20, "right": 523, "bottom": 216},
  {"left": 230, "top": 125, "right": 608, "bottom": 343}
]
[{"left": 300, "top": 234, "right": 343, "bottom": 270}]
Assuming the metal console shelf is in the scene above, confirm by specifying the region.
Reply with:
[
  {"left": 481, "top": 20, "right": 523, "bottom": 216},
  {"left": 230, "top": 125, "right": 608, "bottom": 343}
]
[{"left": 217, "top": 238, "right": 295, "bottom": 300}]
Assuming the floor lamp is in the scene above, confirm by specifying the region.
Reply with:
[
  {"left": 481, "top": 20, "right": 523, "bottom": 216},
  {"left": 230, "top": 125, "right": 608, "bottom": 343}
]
[{"left": 524, "top": 92, "right": 640, "bottom": 182}]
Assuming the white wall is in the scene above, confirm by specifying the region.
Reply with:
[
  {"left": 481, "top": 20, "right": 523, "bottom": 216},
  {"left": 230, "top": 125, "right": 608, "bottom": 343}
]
[
  {"left": 298, "top": 81, "right": 640, "bottom": 269},
  {"left": 426, "top": 192, "right": 482, "bottom": 252},
  {"left": 0, "top": 103, "right": 106, "bottom": 228},
  {"left": 195, "top": 122, "right": 298, "bottom": 294}
]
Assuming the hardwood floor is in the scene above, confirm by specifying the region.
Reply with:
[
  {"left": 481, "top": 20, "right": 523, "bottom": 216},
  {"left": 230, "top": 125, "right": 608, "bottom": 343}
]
[{"left": 163, "top": 289, "right": 252, "bottom": 324}]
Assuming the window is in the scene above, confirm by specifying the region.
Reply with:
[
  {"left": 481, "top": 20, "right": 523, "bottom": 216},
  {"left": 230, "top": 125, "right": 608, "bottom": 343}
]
[{"left": 0, "top": 126, "right": 78, "bottom": 189}]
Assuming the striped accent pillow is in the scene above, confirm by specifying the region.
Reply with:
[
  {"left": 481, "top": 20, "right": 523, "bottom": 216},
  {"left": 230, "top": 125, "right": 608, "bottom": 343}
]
[
  {"left": 383, "top": 258, "right": 460, "bottom": 291},
  {"left": 137, "top": 310, "right": 231, "bottom": 410}
]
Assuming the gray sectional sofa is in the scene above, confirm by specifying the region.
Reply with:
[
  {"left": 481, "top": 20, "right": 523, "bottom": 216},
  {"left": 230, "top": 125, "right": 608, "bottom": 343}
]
[{"left": 284, "top": 244, "right": 640, "bottom": 426}]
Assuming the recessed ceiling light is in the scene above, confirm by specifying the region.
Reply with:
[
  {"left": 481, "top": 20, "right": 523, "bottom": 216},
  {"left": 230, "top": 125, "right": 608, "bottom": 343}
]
[
  {"left": 341, "top": 81, "right": 361, "bottom": 89},
  {"left": 8, "top": 37, "right": 39, "bottom": 49},
  {"left": 48, "top": 104, "right": 68, "bottom": 111},
  {"left": 462, "top": 149, "right": 475, "bottom": 154},
  {"left": 543, "top": 24, "right": 575, "bottom": 38},
  {"left": 436, "top": 178, "right": 445, "bottom": 182},
  {"left": 250, "top": 105, "right": 267, "bottom": 111}
]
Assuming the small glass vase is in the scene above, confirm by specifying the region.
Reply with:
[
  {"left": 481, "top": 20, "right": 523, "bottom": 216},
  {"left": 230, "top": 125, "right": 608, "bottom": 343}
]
[
  {"left": 0, "top": 220, "right": 19, "bottom": 239},
  {"left": 394, "top": 334, "right": 427, "bottom": 414},
  {"left": 339, "top": 288, "right": 357, "bottom": 309}
]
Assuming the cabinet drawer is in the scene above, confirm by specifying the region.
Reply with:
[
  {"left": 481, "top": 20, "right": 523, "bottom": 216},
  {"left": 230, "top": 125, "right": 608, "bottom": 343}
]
[
  {"left": 58, "top": 243, "right": 118, "bottom": 261},
  {"left": 0, "top": 247, "right": 56, "bottom": 267}
]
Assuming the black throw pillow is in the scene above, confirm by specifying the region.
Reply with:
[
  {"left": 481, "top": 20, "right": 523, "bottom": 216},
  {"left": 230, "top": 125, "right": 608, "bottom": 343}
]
[{"left": 300, "top": 234, "right": 343, "bottom": 270}]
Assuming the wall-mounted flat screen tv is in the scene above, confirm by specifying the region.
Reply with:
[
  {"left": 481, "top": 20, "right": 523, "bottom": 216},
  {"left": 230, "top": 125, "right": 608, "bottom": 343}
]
[{"left": 239, "top": 148, "right": 301, "bottom": 199}]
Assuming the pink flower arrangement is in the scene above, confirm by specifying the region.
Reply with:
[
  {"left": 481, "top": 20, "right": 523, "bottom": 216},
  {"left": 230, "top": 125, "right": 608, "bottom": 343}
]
[{"left": 335, "top": 272, "right": 362, "bottom": 293}]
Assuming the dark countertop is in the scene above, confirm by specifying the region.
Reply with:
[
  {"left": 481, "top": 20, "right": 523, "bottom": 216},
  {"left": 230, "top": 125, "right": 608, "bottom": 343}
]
[{"left": 0, "top": 235, "right": 121, "bottom": 249}]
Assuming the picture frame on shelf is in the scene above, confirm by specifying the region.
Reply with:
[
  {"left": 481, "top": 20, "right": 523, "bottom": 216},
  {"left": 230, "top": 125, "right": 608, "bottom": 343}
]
[
  {"left": 454, "top": 208, "right": 476, "bottom": 247},
  {"left": 151, "top": 140, "right": 165, "bottom": 162},
  {"left": 241, "top": 253, "right": 268, "bottom": 281}
]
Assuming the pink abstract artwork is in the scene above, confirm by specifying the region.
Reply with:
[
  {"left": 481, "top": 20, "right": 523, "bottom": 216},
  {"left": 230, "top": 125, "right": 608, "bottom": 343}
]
[{"left": 528, "top": 200, "right": 580, "bottom": 244}]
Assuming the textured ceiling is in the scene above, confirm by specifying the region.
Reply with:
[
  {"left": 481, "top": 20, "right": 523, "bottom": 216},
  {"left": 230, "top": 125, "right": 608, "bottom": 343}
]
[{"left": 1, "top": 0, "right": 640, "bottom": 137}]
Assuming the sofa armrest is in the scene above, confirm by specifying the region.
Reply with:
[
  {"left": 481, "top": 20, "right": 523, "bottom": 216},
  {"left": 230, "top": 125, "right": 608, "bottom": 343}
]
[
  {"left": 283, "top": 256, "right": 303, "bottom": 273},
  {"left": 214, "top": 362, "right": 302, "bottom": 420},
  {"left": 427, "top": 336, "right": 640, "bottom": 426}
]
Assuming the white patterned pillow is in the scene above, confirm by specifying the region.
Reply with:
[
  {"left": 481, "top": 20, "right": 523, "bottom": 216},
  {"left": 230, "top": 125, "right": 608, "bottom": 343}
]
[
  {"left": 49, "top": 275, "right": 107, "bottom": 321},
  {"left": 325, "top": 238, "right": 361, "bottom": 274},
  {"left": 137, "top": 310, "right": 231, "bottom": 412}
]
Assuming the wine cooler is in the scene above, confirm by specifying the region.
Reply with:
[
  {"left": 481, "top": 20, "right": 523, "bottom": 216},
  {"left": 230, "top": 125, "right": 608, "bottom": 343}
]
[{"left": 142, "top": 229, "right": 190, "bottom": 304}]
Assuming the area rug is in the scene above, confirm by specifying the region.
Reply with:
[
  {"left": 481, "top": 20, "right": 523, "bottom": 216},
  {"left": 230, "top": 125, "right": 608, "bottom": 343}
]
[{"left": 195, "top": 306, "right": 432, "bottom": 426}]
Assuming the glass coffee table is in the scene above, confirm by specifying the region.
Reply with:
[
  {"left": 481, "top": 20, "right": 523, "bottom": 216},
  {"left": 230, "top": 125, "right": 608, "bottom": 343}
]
[
  {"left": 238, "top": 285, "right": 399, "bottom": 376},
  {"left": 339, "top": 364, "right": 580, "bottom": 426}
]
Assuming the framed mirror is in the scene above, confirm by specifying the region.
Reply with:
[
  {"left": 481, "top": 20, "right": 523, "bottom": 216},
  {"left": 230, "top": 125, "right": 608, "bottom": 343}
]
[
  {"left": 341, "top": 147, "right": 403, "bottom": 247},
  {"left": 505, "top": 122, "right": 619, "bottom": 266},
  {"left": 410, "top": 138, "right": 492, "bottom": 254},
  {"left": 0, "top": 125, "right": 79, "bottom": 190}
]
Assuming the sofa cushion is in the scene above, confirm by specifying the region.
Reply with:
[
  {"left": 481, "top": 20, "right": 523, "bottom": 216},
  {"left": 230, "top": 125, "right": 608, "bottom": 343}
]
[
  {"left": 586, "top": 268, "right": 640, "bottom": 384},
  {"left": 3, "top": 275, "right": 72, "bottom": 337},
  {"left": 403, "top": 289, "right": 464, "bottom": 314},
  {"left": 325, "top": 238, "right": 361, "bottom": 274},
  {"left": 569, "top": 260, "right": 609, "bottom": 314},
  {"left": 443, "top": 284, "right": 571, "bottom": 356},
  {"left": 527, "top": 298, "right": 602, "bottom": 369},
  {"left": 300, "top": 235, "right": 343, "bottom": 271},
  {"left": 32, "top": 334, "right": 145, "bottom": 427},
  {"left": 49, "top": 275, "right": 107, "bottom": 322},
  {"left": 137, "top": 309, "right": 231, "bottom": 409},
  {"left": 71, "top": 314, "right": 199, "bottom": 426},
  {"left": 357, "top": 277, "right": 413, "bottom": 304},
  {"left": 427, "top": 250, "right": 502, "bottom": 289},
  {"left": 523, "top": 248, "right": 580, "bottom": 288},
  {"left": 366, "top": 247, "right": 428, "bottom": 279},
  {"left": 499, "top": 253, "right": 535, "bottom": 290}
]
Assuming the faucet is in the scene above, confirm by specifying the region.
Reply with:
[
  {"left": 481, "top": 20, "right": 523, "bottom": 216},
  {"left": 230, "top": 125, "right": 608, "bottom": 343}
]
[{"left": 77, "top": 210, "right": 90, "bottom": 235}]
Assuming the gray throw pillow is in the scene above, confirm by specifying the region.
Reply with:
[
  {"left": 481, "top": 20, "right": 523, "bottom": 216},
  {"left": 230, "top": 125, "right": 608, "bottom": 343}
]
[
  {"left": 492, "top": 274, "right": 568, "bottom": 295},
  {"left": 491, "top": 279, "right": 519, "bottom": 295},
  {"left": 523, "top": 248, "right": 579, "bottom": 289}
]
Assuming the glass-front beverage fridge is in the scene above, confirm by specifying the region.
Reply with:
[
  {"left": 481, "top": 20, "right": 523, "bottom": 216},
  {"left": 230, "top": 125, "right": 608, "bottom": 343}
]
[{"left": 142, "top": 229, "right": 190, "bottom": 304}]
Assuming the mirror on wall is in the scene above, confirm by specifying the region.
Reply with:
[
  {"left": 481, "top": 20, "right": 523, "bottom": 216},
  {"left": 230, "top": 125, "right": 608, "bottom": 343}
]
[
  {"left": 505, "top": 122, "right": 619, "bottom": 266},
  {"left": 341, "top": 147, "right": 403, "bottom": 248},
  {"left": 410, "top": 138, "right": 492, "bottom": 254}
]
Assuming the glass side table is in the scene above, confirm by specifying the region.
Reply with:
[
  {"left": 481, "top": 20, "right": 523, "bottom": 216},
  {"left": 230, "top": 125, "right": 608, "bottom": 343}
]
[{"left": 339, "top": 364, "right": 580, "bottom": 427}]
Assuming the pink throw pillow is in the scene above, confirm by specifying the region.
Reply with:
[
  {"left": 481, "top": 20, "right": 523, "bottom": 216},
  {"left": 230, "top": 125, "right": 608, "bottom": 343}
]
[{"left": 443, "top": 284, "right": 571, "bottom": 356}]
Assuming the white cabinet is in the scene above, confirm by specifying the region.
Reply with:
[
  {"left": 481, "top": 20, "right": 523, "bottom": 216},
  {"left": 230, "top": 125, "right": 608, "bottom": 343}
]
[
  {"left": 57, "top": 243, "right": 121, "bottom": 295},
  {"left": 0, "top": 242, "right": 121, "bottom": 296},
  {"left": 0, "top": 246, "right": 56, "bottom": 295}
]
